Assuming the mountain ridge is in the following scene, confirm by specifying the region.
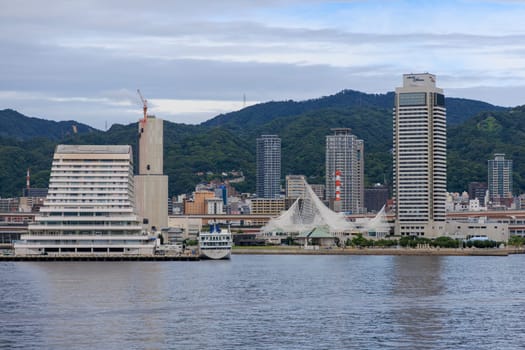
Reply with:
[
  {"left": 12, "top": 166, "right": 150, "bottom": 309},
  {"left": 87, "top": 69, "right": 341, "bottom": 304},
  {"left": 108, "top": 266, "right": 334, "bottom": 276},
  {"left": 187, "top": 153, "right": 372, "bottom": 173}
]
[
  {"left": 0, "top": 109, "right": 98, "bottom": 141},
  {"left": 0, "top": 90, "right": 519, "bottom": 198}
]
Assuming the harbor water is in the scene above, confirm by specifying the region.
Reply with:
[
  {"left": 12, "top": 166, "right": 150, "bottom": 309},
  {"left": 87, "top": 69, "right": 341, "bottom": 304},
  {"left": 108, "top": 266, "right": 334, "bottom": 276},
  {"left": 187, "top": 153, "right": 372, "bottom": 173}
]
[{"left": 1, "top": 255, "right": 525, "bottom": 349}]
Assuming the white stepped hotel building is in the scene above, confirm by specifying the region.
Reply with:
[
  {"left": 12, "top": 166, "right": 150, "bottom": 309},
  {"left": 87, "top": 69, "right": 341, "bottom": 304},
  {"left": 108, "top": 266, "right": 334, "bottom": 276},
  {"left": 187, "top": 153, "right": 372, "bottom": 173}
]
[{"left": 14, "top": 145, "right": 156, "bottom": 255}]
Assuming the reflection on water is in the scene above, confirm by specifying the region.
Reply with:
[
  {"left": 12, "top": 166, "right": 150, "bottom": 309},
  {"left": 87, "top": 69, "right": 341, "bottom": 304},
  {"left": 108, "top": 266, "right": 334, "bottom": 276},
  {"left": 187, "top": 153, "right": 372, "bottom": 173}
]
[
  {"left": 389, "top": 257, "right": 446, "bottom": 348},
  {"left": 1, "top": 256, "right": 525, "bottom": 349}
]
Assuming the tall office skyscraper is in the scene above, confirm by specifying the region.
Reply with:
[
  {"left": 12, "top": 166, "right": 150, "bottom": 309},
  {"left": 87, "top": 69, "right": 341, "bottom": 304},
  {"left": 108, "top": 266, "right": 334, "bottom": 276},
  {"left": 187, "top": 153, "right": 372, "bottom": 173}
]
[
  {"left": 488, "top": 153, "right": 513, "bottom": 204},
  {"left": 393, "top": 73, "right": 446, "bottom": 237},
  {"left": 326, "top": 128, "right": 364, "bottom": 213},
  {"left": 256, "top": 135, "right": 281, "bottom": 198}
]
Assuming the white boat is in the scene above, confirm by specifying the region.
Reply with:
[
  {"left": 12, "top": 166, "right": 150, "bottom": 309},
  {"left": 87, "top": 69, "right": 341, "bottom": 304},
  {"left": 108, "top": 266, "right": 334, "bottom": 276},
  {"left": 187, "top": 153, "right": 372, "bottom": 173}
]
[{"left": 199, "top": 224, "right": 232, "bottom": 260}]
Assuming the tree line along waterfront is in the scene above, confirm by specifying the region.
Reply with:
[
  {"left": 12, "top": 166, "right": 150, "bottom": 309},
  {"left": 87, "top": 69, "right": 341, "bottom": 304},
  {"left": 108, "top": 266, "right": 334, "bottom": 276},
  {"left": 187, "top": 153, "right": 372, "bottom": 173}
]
[{"left": 344, "top": 234, "right": 505, "bottom": 249}]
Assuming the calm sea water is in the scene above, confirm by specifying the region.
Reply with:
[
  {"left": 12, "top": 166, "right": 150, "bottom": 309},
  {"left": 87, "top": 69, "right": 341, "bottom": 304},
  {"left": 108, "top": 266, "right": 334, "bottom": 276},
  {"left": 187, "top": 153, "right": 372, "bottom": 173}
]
[{"left": 1, "top": 255, "right": 525, "bottom": 349}]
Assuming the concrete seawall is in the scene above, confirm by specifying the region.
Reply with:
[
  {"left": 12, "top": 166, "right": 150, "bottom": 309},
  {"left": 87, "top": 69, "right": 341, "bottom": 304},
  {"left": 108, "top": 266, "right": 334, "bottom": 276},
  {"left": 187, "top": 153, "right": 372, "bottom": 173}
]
[
  {"left": 233, "top": 247, "right": 520, "bottom": 256},
  {"left": 0, "top": 254, "right": 200, "bottom": 262}
]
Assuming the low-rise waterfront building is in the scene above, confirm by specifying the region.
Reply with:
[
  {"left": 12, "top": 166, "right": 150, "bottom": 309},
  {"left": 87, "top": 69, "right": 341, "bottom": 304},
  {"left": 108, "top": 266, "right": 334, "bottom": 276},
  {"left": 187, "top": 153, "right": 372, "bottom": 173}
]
[
  {"left": 445, "top": 217, "right": 509, "bottom": 242},
  {"left": 167, "top": 216, "right": 202, "bottom": 239}
]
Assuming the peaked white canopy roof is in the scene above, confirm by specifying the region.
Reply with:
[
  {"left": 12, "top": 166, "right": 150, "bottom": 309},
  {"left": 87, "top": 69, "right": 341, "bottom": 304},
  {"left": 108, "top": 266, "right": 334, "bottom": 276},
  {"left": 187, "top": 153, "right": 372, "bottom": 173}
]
[{"left": 261, "top": 181, "right": 355, "bottom": 233}]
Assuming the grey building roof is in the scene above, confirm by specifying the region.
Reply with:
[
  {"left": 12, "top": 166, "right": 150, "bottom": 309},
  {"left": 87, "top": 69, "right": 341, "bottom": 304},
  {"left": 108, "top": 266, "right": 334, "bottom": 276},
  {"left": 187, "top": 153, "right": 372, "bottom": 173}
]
[{"left": 55, "top": 145, "right": 131, "bottom": 154}]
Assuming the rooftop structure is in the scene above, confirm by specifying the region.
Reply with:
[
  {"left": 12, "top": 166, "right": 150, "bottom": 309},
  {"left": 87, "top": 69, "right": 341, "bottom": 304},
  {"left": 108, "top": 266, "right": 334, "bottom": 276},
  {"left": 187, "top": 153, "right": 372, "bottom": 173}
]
[{"left": 262, "top": 180, "right": 355, "bottom": 234}]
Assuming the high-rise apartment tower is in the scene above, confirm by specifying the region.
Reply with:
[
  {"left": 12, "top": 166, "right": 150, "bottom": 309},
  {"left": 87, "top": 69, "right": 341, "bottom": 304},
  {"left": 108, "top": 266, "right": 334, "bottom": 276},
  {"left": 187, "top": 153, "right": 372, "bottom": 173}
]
[
  {"left": 488, "top": 153, "right": 513, "bottom": 204},
  {"left": 256, "top": 135, "right": 281, "bottom": 199},
  {"left": 393, "top": 73, "right": 446, "bottom": 236}
]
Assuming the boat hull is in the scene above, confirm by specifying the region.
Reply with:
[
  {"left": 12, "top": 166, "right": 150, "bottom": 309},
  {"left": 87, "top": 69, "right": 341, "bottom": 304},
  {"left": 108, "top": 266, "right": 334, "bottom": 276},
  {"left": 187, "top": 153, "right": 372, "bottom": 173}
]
[{"left": 200, "top": 248, "right": 231, "bottom": 260}]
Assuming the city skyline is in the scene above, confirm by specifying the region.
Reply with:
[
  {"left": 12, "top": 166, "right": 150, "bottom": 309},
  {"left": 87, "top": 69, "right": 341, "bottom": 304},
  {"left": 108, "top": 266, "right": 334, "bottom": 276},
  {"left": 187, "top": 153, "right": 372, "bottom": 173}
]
[{"left": 1, "top": 1, "right": 525, "bottom": 129}]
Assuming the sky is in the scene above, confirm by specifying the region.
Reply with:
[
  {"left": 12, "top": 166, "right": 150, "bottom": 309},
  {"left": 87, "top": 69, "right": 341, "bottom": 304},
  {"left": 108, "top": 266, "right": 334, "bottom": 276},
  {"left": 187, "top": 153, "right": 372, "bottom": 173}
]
[{"left": 1, "top": 0, "right": 525, "bottom": 130}]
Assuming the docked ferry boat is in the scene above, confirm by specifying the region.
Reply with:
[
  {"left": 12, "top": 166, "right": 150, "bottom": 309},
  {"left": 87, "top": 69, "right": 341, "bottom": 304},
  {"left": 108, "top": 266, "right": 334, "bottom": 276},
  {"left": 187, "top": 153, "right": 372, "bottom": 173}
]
[{"left": 198, "top": 223, "right": 232, "bottom": 260}]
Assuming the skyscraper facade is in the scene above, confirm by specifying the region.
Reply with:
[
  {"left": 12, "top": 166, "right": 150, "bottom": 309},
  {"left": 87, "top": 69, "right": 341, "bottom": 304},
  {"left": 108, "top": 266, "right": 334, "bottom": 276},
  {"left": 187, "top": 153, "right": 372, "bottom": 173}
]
[
  {"left": 256, "top": 135, "right": 281, "bottom": 199},
  {"left": 393, "top": 73, "right": 446, "bottom": 237},
  {"left": 488, "top": 153, "right": 513, "bottom": 204},
  {"left": 325, "top": 128, "right": 364, "bottom": 213}
]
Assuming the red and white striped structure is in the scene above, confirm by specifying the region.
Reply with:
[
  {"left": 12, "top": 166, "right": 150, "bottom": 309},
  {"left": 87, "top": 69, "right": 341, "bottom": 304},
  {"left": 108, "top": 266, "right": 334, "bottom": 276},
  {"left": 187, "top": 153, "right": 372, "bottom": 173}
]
[
  {"left": 335, "top": 170, "right": 341, "bottom": 202},
  {"left": 26, "top": 168, "right": 30, "bottom": 190}
]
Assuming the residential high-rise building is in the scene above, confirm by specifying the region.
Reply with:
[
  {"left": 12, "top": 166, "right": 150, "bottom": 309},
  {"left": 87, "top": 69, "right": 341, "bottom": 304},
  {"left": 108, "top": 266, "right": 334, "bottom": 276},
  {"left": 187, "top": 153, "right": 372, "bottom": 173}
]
[
  {"left": 393, "top": 73, "right": 446, "bottom": 237},
  {"left": 256, "top": 135, "right": 281, "bottom": 199},
  {"left": 134, "top": 115, "right": 168, "bottom": 232},
  {"left": 14, "top": 145, "right": 156, "bottom": 255},
  {"left": 325, "top": 128, "right": 364, "bottom": 213},
  {"left": 488, "top": 153, "right": 513, "bottom": 204}
]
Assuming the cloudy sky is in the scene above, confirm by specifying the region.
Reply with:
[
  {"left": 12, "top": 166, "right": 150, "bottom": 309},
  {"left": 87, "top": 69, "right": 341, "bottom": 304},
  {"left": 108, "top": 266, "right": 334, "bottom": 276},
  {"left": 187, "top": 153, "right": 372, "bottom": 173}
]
[{"left": 1, "top": 0, "right": 525, "bottom": 129}]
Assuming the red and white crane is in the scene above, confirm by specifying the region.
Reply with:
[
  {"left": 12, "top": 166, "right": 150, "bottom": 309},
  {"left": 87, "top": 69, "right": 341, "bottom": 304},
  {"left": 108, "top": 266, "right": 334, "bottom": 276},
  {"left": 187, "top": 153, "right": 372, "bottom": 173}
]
[{"left": 137, "top": 89, "right": 148, "bottom": 121}]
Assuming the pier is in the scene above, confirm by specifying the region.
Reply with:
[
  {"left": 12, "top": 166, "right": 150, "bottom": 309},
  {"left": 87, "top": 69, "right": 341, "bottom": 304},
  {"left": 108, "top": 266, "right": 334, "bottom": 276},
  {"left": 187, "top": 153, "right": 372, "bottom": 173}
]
[{"left": 0, "top": 254, "right": 200, "bottom": 262}]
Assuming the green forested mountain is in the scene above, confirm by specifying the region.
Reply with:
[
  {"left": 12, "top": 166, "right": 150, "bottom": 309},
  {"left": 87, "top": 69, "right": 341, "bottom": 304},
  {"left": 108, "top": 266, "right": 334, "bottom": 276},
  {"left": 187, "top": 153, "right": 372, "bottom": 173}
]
[
  {"left": 204, "top": 90, "right": 506, "bottom": 130},
  {"left": 0, "top": 109, "right": 97, "bottom": 140},
  {"left": 448, "top": 105, "right": 525, "bottom": 192},
  {"left": 0, "top": 90, "right": 519, "bottom": 198}
]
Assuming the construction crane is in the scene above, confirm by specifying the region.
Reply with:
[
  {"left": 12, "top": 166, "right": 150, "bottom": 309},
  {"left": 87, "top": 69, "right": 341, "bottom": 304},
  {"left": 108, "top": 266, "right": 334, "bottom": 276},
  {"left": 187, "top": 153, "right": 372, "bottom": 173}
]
[{"left": 137, "top": 89, "right": 148, "bottom": 120}]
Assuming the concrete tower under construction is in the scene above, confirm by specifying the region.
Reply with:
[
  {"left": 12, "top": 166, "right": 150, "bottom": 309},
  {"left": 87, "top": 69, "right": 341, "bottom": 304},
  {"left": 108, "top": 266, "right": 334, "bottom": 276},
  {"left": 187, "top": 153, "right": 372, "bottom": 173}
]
[{"left": 134, "top": 115, "right": 168, "bottom": 232}]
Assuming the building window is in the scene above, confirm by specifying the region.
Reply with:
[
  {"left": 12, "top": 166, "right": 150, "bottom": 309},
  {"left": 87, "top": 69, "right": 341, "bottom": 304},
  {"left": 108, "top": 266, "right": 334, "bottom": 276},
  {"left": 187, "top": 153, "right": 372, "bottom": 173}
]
[{"left": 399, "top": 92, "right": 426, "bottom": 106}]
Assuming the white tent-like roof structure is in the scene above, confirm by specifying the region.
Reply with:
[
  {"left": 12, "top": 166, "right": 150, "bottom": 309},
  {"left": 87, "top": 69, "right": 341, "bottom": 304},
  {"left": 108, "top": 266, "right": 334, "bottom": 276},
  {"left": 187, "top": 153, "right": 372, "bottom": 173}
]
[
  {"left": 363, "top": 205, "right": 390, "bottom": 234},
  {"left": 261, "top": 181, "right": 355, "bottom": 234}
]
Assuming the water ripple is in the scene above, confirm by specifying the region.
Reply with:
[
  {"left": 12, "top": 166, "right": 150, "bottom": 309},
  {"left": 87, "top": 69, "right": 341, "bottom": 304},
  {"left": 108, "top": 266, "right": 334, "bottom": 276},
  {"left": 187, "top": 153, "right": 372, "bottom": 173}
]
[{"left": 1, "top": 256, "right": 525, "bottom": 349}]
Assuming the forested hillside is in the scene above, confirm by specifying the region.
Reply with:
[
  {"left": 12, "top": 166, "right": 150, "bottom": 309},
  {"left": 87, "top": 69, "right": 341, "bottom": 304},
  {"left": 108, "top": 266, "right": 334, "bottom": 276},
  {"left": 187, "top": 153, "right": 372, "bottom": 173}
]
[
  {"left": 0, "top": 109, "right": 97, "bottom": 140},
  {"left": 0, "top": 90, "right": 517, "bottom": 198}
]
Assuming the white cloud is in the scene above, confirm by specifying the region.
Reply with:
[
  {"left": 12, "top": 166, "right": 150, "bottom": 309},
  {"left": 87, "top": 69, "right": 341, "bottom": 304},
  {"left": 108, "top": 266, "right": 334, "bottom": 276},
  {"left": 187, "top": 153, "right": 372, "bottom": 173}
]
[
  {"left": 1, "top": 0, "right": 525, "bottom": 127},
  {"left": 149, "top": 98, "right": 259, "bottom": 124}
]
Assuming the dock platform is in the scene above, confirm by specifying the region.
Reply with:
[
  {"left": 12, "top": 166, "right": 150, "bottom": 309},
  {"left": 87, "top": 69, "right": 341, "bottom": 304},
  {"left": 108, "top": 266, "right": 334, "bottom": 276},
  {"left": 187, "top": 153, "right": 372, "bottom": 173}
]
[{"left": 0, "top": 254, "right": 200, "bottom": 262}]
